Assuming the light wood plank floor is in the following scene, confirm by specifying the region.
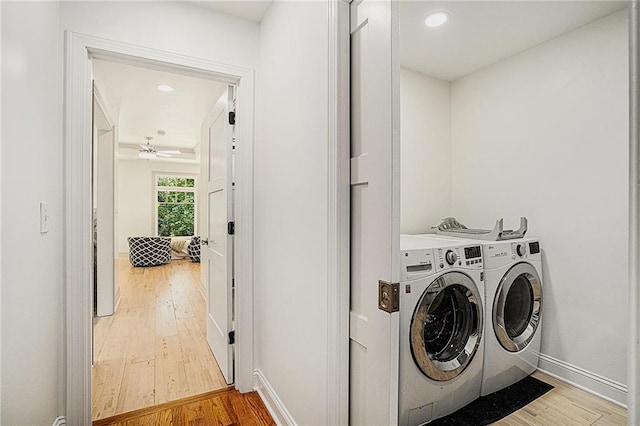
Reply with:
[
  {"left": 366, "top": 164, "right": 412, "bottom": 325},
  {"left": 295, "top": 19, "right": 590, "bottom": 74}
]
[
  {"left": 92, "top": 259, "right": 228, "bottom": 421},
  {"left": 495, "top": 371, "right": 626, "bottom": 425},
  {"left": 92, "top": 369, "right": 623, "bottom": 426},
  {"left": 94, "top": 261, "right": 626, "bottom": 425}
]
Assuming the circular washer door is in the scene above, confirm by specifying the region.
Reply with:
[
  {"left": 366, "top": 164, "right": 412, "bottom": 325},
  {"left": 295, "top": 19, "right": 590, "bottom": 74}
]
[
  {"left": 493, "top": 262, "right": 542, "bottom": 352},
  {"left": 410, "top": 271, "right": 483, "bottom": 382}
]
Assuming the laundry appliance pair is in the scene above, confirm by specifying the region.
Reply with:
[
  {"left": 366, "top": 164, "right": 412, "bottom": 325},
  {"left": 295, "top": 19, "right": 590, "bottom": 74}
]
[{"left": 398, "top": 234, "right": 543, "bottom": 425}]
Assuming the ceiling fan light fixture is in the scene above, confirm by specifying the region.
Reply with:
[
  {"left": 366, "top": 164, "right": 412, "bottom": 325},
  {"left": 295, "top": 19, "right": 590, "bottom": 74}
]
[
  {"left": 156, "top": 84, "right": 174, "bottom": 92},
  {"left": 139, "top": 151, "right": 156, "bottom": 160},
  {"left": 425, "top": 12, "right": 449, "bottom": 27}
]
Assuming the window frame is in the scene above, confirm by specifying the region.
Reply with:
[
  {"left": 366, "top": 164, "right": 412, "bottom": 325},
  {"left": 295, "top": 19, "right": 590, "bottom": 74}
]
[{"left": 153, "top": 172, "right": 198, "bottom": 238}]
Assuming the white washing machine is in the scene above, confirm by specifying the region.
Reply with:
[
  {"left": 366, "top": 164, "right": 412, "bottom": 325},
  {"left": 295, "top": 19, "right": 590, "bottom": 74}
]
[
  {"left": 479, "top": 238, "right": 543, "bottom": 396},
  {"left": 399, "top": 235, "right": 485, "bottom": 425}
]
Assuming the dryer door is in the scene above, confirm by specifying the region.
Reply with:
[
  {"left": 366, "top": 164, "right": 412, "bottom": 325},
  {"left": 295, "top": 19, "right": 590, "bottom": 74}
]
[
  {"left": 493, "top": 262, "right": 542, "bottom": 352},
  {"left": 410, "top": 271, "right": 483, "bottom": 381}
]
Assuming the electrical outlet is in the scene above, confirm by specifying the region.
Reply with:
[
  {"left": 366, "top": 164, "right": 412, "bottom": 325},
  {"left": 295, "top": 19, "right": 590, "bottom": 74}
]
[{"left": 40, "top": 202, "right": 49, "bottom": 233}]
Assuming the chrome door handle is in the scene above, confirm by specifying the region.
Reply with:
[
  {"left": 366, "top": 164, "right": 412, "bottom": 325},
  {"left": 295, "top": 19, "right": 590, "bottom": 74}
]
[{"left": 201, "top": 238, "right": 209, "bottom": 246}]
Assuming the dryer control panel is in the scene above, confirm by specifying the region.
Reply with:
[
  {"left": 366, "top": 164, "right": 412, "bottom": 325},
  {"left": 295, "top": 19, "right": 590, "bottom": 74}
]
[
  {"left": 434, "top": 244, "right": 483, "bottom": 273},
  {"left": 483, "top": 238, "right": 541, "bottom": 269},
  {"left": 511, "top": 240, "right": 541, "bottom": 261}
]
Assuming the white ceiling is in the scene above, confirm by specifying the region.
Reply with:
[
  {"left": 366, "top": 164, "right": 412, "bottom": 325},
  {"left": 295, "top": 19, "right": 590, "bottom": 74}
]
[
  {"left": 92, "top": 59, "right": 227, "bottom": 159},
  {"left": 400, "top": 1, "right": 628, "bottom": 81},
  {"left": 186, "top": 0, "right": 272, "bottom": 22}
]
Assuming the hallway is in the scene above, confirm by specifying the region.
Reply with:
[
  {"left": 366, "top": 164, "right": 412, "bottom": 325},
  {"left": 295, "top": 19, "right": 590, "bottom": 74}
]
[{"left": 92, "top": 259, "right": 227, "bottom": 420}]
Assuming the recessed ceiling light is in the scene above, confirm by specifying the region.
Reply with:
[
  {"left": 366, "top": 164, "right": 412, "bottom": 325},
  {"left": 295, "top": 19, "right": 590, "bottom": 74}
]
[
  {"left": 157, "top": 84, "right": 174, "bottom": 92},
  {"left": 425, "top": 12, "right": 449, "bottom": 28}
]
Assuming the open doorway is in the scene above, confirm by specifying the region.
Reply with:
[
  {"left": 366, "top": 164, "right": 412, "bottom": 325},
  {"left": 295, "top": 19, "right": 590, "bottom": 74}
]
[
  {"left": 90, "top": 58, "right": 233, "bottom": 420},
  {"left": 65, "top": 31, "right": 255, "bottom": 425}
]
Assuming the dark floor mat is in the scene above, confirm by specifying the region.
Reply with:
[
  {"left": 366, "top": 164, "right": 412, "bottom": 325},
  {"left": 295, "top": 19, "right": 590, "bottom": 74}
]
[{"left": 429, "top": 375, "right": 553, "bottom": 425}]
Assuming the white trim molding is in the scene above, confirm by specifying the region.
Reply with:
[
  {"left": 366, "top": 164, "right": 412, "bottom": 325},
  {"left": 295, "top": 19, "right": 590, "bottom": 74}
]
[
  {"left": 326, "top": 1, "right": 351, "bottom": 425},
  {"left": 64, "top": 31, "right": 255, "bottom": 425},
  {"left": 630, "top": 1, "right": 639, "bottom": 424},
  {"left": 253, "top": 370, "right": 296, "bottom": 426},
  {"left": 538, "top": 353, "right": 628, "bottom": 407}
]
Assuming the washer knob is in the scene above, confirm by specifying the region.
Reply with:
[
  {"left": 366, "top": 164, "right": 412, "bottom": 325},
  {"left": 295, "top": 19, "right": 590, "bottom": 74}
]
[
  {"left": 516, "top": 244, "right": 526, "bottom": 257},
  {"left": 445, "top": 250, "right": 457, "bottom": 265}
]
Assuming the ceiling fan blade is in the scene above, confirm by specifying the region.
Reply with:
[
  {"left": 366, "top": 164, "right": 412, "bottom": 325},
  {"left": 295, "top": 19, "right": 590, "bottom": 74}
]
[
  {"left": 139, "top": 144, "right": 151, "bottom": 150},
  {"left": 156, "top": 152, "right": 173, "bottom": 158},
  {"left": 138, "top": 151, "right": 156, "bottom": 159},
  {"left": 157, "top": 150, "right": 181, "bottom": 155}
]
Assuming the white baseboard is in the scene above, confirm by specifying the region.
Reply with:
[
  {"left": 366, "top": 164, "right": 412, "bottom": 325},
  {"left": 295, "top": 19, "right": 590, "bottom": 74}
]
[
  {"left": 253, "top": 369, "right": 296, "bottom": 426},
  {"left": 538, "top": 353, "right": 627, "bottom": 407},
  {"left": 52, "top": 416, "right": 66, "bottom": 426}
]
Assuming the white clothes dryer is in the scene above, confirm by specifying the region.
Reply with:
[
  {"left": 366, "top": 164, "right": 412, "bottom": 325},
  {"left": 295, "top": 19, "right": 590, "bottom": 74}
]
[
  {"left": 479, "top": 238, "right": 543, "bottom": 396},
  {"left": 399, "top": 235, "right": 485, "bottom": 425}
]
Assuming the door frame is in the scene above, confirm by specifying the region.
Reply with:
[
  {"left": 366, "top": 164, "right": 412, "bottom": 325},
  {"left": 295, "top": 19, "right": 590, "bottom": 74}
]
[
  {"left": 328, "top": 1, "right": 351, "bottom": 425},
  {"left": 629, "top": 1, "right": 639, "bottom": 424},
  {"left": 64, "top": 31, "right": 255, "bottom": 425}
]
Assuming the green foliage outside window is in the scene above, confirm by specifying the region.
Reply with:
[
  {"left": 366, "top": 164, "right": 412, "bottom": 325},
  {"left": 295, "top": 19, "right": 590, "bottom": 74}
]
[
  {"left": 157, "top": 204, "right": 194, "bottom": 236},
  {"left": 157, "top": 176, "right": 196, "bottom": 237},
  {"left": 157, "top": 177, "right": 195, "bottom": 188}
]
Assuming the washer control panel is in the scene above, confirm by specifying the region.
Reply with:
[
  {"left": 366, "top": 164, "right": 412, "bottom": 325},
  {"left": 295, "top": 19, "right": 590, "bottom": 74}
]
[
  {"left": 434, "top": 245, "right": 483, "bottom": 272},
  {"left": 401, "top": 249, "right": 436, "bottom": 281}
]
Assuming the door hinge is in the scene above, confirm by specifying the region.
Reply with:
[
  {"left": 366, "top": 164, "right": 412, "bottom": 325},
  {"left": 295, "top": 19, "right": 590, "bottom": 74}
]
[
  {"left": 228, "top": 111, "right": 236, "bottom": 125},
  {"left": 228, "top": 330, "right": 235, "bottom": 345},
  {"left": 227, "top": 221, "right": 235, "bottom": 235},
  {"left": 378, "top": 281, "right": 400, "bottom": 313}
]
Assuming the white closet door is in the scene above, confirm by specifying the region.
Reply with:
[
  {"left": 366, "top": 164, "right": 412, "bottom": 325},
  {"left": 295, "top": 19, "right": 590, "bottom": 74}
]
[{"left": 349, "top": 0, "right": 401, "bottom": 424}]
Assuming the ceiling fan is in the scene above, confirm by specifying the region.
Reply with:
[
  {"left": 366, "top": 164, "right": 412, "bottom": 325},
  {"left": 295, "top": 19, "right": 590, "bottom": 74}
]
[{"left": 138, "top": 136, "right": 181, "bottom": 159}]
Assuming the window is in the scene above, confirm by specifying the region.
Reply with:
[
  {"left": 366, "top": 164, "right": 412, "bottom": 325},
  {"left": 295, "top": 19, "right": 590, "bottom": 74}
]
[{"left": 155, "top": 175, "right": 197, "bottom": 237}]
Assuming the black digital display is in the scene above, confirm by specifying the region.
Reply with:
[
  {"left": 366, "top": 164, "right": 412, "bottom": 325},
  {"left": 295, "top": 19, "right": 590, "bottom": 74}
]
[
  {"left": 465, "top": 246, "right": 481, "bottom": 259},
  {"left": 529, "top": 242, "right": 540, "bottom": 254}
]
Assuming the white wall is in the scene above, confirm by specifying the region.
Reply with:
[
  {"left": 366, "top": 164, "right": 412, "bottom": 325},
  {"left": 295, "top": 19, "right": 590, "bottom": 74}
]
[
  {"left": 0, "top": 5, "right": 259, "bottom": 422},
  {"left": 255, "top": 2, "right": 330, "bottom": 424},
  {"left": 400, "top": 68, "right": 451, "bottom": 233},
  {"left": 60, "top": 1, "right": 259, "bottom": 70},
  {"left": 451, "top": 11, "right": 629, "bottom": 392},
  {"left": 117, "top": 159, "right": 200, "bottom": 253},
  {"left": 1, "top": 2, "right": 63, "bottom": 424}
]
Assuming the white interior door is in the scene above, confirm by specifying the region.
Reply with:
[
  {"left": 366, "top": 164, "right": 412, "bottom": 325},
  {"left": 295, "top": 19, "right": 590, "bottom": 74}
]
[
  {"left": 350, "top": 0, "right": 401, "bottom": 424},
  {"left": 93, "top": 86, "right": 116, "bottom": 317},
  {"left": 205, "top": 86, "right": 235, "bottom": 384}
]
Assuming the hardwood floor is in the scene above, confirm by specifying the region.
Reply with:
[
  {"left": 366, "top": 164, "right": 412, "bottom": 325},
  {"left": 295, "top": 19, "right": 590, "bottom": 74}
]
[
  {"left": 92, "top": 387, "right": 275, "bottom": 426},
  {"left": 495, "top": 371, "right": 626, "bottom": 425},
  {"left": 94, "top": 261, "right": 625, "bottom": 425},
  {"left": 92, "top": 259, "right": 228, "bottom": 421},
  {"left": 93, "top": 369, "right": 622, "bottom": 426}
]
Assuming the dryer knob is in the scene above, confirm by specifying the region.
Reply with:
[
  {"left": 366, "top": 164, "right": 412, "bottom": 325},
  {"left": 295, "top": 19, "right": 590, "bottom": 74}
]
[
  {"left": 445, "top": 250, "right": 458, "bottom": 265},
  {"left": 516, "top": 244, "right": 526, "bottom": 257}
]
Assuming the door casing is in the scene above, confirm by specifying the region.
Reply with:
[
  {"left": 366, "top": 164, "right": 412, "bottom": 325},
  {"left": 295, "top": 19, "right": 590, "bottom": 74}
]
[{"left": 64, "top": 31, "right": 255, "bottom": 425}]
